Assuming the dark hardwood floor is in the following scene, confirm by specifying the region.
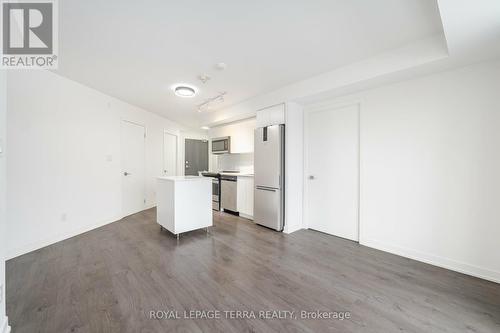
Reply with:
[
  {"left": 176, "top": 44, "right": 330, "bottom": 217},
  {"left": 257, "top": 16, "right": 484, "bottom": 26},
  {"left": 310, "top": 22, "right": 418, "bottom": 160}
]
[{"left": 6, "top": 208, "right": 500, "bottom": 332}]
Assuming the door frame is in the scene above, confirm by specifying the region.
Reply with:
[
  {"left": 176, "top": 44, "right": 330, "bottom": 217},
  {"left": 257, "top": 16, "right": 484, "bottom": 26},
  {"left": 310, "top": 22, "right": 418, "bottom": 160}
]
[
  {"left": 121, "top": 119, "right": 146, "bottom": 217},
  {"left": 303, "top": 100, "right": 362, "bottom": 242},
  {"left": 163, "top": 130, "right": 178, "bottom": 176}
]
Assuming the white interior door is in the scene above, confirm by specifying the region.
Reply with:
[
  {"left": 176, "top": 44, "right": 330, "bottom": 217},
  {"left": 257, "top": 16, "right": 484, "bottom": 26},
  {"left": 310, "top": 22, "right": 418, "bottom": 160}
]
[
  {"left": 306, "top": 104, "right": 359, "bottom": 241},
  {"left": 121, "top": 121, "right": 146, "bottom": 216},
  {"left": 163, "top": 132, "right": 177, "bottom": 176}
]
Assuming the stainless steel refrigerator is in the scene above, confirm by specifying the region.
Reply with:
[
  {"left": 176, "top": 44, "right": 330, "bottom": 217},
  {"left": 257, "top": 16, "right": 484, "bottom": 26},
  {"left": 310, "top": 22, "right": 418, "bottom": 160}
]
[{"left": 254, "top": 124, "right": 285, "bottom": 231}]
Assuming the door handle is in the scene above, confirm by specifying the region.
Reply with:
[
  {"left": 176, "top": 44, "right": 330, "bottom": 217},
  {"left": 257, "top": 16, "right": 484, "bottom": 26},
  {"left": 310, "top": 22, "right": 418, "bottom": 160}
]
[
  {"left": 124, "top": 172, "right": 131, "bottom": 176},
  {"left": 308, "top": 175, "right": 315, "bottom": 180},
  {"left": 256, "top": 186, "right": 276, "bottom": 192}
]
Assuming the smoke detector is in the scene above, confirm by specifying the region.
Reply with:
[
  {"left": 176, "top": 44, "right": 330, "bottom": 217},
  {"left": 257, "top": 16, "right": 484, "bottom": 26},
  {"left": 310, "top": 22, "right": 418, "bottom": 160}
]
[{"left": 215, "top": 62, "right": 227, "bottom": 71}]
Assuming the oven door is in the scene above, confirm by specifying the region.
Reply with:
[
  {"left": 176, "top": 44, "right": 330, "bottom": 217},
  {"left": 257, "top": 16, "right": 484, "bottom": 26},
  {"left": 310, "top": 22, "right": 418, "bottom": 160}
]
[
  {"left": 212, "top": 179, "right": 220, "bottom": 201},
  {"left": 212, "top": 179, "right": 220, "bottom": 211}
]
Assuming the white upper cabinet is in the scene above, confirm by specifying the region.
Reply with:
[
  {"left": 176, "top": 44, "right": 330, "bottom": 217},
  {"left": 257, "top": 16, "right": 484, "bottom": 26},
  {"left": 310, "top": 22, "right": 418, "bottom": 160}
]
[
  {"left": 256, "top": 104, "right": 285, "bottom": 127},
  {"left": 209, "top": 118, "right": 256, "bottom": 154}
]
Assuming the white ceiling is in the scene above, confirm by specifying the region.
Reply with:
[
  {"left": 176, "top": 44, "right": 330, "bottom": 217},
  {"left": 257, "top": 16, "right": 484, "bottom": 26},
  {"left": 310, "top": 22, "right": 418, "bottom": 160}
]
[{"left": 55, "top": 0, "right": 443, "bottom": 128}]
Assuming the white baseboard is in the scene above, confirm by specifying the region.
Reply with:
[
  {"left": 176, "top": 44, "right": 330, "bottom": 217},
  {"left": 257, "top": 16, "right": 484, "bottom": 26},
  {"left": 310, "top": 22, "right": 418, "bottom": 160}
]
[
  {"left": 1, "top": 316, "right": 10, "bottom": 333},
  {"left": 6, "top": 214, "right": 124, "bottom": 260},
  {"left": 6, "top": 205, "right": 160, "bottom": 260},
  {"left": 361, "top": 238, "right": 500, "bottom": 284},
  {"left": 144, "top": 203, "right": 156, "bottom": 210},
  {"left": 283, "top": 225, "right": 303, "bottom": 234},
  {"left": 239, "top": 213, "right": 253, "bottom": 220}
]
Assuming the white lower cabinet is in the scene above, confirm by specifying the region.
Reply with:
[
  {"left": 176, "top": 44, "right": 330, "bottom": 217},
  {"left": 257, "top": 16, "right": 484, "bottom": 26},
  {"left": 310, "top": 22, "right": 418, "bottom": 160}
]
[{"left": 237, "top": 176, "right": 254, "bottom": 219}]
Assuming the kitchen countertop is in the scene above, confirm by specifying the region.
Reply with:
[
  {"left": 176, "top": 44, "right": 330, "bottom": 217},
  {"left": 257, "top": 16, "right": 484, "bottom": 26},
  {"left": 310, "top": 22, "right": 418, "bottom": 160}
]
[
  {"left": 158, "top": 176, "right": 211, "bottom": 181},
  {"left": 219, "top": 172, "right": 254, "bottom": 177}
]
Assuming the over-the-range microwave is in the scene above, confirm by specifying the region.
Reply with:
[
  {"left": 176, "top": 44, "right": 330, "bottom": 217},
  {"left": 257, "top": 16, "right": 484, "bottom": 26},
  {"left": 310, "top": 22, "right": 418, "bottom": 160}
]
[{"left": 211, "top": 136, "right": 231, "bottom": 154}]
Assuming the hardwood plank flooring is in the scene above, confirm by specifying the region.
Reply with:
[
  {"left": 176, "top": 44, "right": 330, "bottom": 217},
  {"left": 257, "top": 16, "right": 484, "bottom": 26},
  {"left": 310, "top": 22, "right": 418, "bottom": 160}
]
[{"left": 6, "top": 208, "right": 500, "bottom": 332}]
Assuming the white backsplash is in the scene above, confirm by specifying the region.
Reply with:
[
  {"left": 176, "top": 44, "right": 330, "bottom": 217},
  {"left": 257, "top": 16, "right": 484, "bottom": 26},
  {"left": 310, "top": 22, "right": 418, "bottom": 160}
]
[{"left": 213, "top": 153, "right": 254, "bottom": 173}]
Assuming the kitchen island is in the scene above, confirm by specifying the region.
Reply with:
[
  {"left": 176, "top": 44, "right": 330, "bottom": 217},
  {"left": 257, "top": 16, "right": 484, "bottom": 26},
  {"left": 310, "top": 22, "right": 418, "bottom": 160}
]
[{"left": 157, "top": 176, "right": 212, "bottom": 238}]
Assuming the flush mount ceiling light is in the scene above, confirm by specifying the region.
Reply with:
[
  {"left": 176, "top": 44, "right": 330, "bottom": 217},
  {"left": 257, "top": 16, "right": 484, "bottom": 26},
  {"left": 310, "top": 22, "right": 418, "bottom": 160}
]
[{"left": 173, "top": 85, "right": 197, "bottom": 98}]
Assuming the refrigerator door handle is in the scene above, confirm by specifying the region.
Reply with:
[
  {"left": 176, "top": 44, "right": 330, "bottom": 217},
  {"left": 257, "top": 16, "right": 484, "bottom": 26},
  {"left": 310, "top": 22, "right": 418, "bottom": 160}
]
[{"left": 256, "top": 186, "right": 277, "bottom": 192}]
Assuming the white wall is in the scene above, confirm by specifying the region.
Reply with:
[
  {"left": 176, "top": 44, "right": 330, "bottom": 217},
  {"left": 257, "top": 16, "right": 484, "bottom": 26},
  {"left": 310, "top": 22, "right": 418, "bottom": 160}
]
[
  {"left": 283, "top": 102, "right": 304, "bottom": 234},
  {"left": 304, "top": 59, "right": 500, "bottom": 283},
  {"left": 215, "top": 153, "right": 254, "bottom": 173},
  {"left": 6, "top": 70, "right": 201, "bottom": 259},
  {"left": 0, "top": 70, "right": 10, "bottom": 333}
]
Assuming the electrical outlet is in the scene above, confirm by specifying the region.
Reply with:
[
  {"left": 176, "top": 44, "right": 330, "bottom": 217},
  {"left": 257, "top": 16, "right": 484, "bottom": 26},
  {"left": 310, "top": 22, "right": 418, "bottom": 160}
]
[{"left": 61, "top": 213, "right": 67, "bottom": 222}]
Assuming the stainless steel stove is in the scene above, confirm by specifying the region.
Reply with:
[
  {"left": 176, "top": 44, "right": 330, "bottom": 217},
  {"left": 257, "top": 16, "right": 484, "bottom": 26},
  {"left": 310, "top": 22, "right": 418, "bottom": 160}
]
[{"left": 201, "top": 172, "right": 221, "bottom": 211}]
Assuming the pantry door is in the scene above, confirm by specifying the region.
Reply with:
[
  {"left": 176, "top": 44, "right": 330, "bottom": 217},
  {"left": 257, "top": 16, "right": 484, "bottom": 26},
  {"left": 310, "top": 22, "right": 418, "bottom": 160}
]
[
  {"left": 305, "top": 103, "right": 359, "bottom": 241},
  {"left": 121, "top": 121, "right": 146, "bottom": 216},
  {"left": 163, "top": 132, "right": 178, "bottom": 176}
]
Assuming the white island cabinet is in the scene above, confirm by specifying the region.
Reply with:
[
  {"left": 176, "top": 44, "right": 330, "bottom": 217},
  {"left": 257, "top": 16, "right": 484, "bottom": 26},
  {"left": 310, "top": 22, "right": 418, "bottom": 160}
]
[{"left": 157, "top": 176, "right": 212, "bottom": 237}]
